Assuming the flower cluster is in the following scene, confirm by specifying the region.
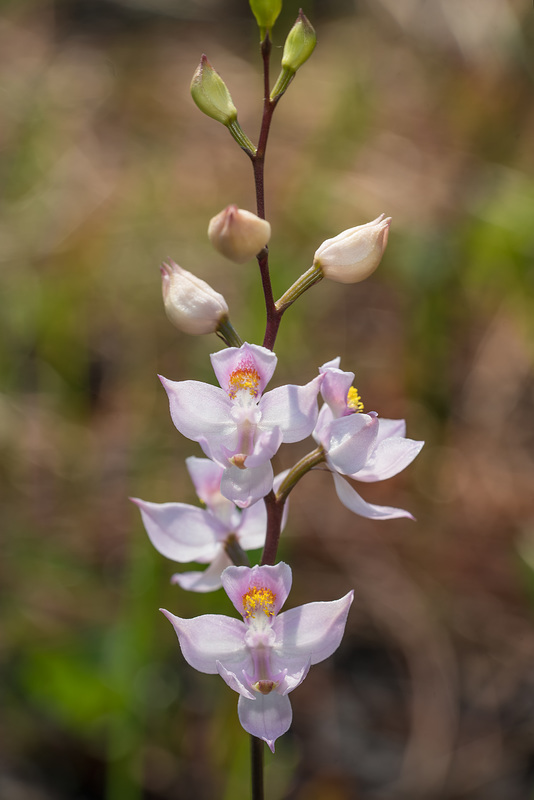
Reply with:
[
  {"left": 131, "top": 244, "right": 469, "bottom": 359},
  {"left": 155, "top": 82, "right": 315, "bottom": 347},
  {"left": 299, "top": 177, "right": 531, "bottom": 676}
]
[{"left": 134, "top": 2, "right": 424, "bottom": 758}]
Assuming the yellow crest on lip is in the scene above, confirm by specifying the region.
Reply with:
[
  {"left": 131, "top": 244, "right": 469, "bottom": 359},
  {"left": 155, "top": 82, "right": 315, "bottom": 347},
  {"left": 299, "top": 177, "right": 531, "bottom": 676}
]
[
  {"left": 228, "top": 359, "right": 260, "bottom": 399},
  {"left": 347, "top": 385, "right": 364, "bottom": 413},
  {"left": 242, "top": 586, "right": 276, "bottom": 618}
]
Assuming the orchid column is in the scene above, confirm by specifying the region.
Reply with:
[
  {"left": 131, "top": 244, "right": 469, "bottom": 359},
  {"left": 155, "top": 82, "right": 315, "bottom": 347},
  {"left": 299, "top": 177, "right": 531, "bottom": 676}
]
[{"left": 133, "top": 2, "right": 423, "bottom": 797}]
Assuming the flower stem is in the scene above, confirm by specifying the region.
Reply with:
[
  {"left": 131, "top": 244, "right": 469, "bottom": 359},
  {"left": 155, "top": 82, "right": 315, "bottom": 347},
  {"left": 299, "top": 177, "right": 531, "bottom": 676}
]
[
  {"left": 251, "top": 735, "right": 264, "bottom": 800},
  {"left": 247, "top": 33, "right": 285, "bottom": 353},
  {"left": 224, "top": 534, "right": 250, "bottom": 567},
  {"left": 216, "top": 316, "right": 243, "bottom": 348},
  {"left": 275, "top": 264, "right": 324, "bottom": 313},
  {"left": 276, "top": 446, "right": 326, "bottom": 504}
]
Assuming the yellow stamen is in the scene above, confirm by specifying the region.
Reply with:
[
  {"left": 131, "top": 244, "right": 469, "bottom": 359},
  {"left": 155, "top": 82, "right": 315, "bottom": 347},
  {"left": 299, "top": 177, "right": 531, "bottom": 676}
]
[
  {"left": 347, "top": 386, "right": 364, "bottom": 413},
  {"left": 228, "top": 359, "right": 260, "bottom": 399},
  {"left": 242, "top": 586, "right": 276, "bottom": 618}
]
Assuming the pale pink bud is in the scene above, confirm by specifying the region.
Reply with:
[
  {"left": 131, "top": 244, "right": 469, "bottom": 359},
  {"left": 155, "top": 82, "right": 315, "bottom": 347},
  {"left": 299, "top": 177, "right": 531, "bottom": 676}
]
[
  {"left": 160, "top": 260, "right": 228, "bottom": 335},
  {"left": 208, "top": 205, "right": 271, "bottom": 264},
  {"left": 313, "top": 214, "right": 391, "bottom": 284}
]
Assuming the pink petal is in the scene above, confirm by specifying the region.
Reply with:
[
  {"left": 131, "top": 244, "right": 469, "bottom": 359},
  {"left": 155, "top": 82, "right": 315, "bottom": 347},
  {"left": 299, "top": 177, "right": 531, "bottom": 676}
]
[
  {"left": 237, "top": 499, "right": 268, "bottom": 550},
  {"left": 171, "top": 549, "right": 232, "bottom": 593},
  {"left": 161, "top": 610, "right": 249, "bottom": 674},
  {"left": 322, "top": 413, "right": 379, "bottom": 475},
  {"left": 237, "top": 692, "right": 292, "bottom": 752},
  {"left": 376, "top": 417, "right": 406, "bottom": 443},
  {"left": 320, "top": 365, "right": 355, "bottom": 418},
  {"left": 353, "top": 436, "right": 424, "bottom": 482},
  {"left": 332, "top": 473, "right": 415, "bottom": 520},
  {"left": 132, "top": 498, "right": 222, "bottom": 562},
  {"left": 220, "top": 461, "right": 273, "bottom": 509},
  {"left": 259, "top": 375, "right": 323, "bottom": 443},
  {"left": 160, "top": 376, "right": 237, "bottom": 448},
  {"left": 272, "top": 592, "right": 353, "bottom": 673},
  {"left": 216, "top": 661, "right": 255, "bottom": 699},
  {"left": 221, "top": 563, "right": 293, "bottom": 618},
  {"left": 211, "top": 343, "right": 277, "bottom": 396}
]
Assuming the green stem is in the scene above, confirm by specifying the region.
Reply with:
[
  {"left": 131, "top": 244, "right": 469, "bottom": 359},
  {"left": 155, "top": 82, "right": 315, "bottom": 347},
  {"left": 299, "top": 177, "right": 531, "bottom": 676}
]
[
  {"left": 227, "top": 119, "right": 257, "bottom": 156},
  {"left": 217, "top": 316, "right": 243, "bottom": 348},
  {"left": 275, "top": 263, "right": 323, "bottom": 312},
  {"left": 276, "top": 446, "right": 326, "bottom": 504},
  {"left": 224, "top": 534, "right": 251, "bottom": 567}
]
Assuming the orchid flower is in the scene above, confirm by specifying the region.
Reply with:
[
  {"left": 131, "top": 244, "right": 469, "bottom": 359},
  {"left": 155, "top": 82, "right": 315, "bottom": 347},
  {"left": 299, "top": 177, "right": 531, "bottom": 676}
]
[
  {"left": 132, "top": 457, "right": 288, "bottom": 592},
  {"left": 162, "top": 562, "right": 353, "bottom": 751},
  {"left": 160, "top": 342, "right": 322, "bottom": 508},
  {"left": 313, "top": 358, "right": 423, "bottom": 519}
]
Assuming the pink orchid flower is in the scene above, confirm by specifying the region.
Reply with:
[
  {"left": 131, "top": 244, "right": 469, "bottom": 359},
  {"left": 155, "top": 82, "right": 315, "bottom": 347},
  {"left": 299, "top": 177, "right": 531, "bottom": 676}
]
[
  {"left": 132, "top": 457, "right": 284, "bottom": 592},
  {"left": 160, "top": 343, "right": 322, "bottom": 508},
  {"left": 313, "top": 358, "right": 424, "bottom": 519},
  {"left": 162, "top": 562, "right": 353, "bottom": 751}
]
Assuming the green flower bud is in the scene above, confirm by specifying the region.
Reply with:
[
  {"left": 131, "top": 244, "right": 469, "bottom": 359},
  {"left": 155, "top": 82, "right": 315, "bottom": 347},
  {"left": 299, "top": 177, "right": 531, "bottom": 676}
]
[
  {"left": 190, "top": 54, "right": 237, "bottom": 127},
  {"left": 271, "top": 10, "right": 317, "bottom": 100},
  {"left": 249, "top": 0, "right": 282, "bottom": 35}
]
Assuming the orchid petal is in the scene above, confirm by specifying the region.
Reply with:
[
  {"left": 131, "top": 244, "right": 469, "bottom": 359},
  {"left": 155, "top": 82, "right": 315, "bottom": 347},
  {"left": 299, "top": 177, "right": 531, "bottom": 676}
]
[
  {"left": 272, "top": 592, "right": 354, "bottom": 675},
  {"left": 171, "top": 549, "right": 232, "bottom": 593},
  {"left": 244, "top": 426, "right": 283, "bottom": 468},
  {"left": 322, "top": 413, "right": 379, "bottom": 475},
  {"left": 237, "top": 499, "right": 267, "bottom": 550},
  {"left": 238, "top": 692, "right": 292, "bottom": 752},
  {"left": 132, "top": 498, "right": 222, "bottom": 562},
  {"left": 320, "top": 366, "right": 355, "bottom": 418},
  {"left": 211, "top": 343, "right": 277, "bottom": 396},
  {"left": 220, "top": 461, "right": 273, "bottom": 509},
  {"left": 332, "top": 472, "right": 415, "bottom": 520},
  {"left": 376, "top": 417, "right": 406, "bottom": 442},
  {"left": 160, "top": 376, "right": 237, "bottom": 448},
  {"left": 216, "top": 661, "right": 256, "bottom": 699},
  {"left": 222, "top": 563, "right": 293, "bottom": 618},
  {"left": 161, "top": 610, "right": 249, "bottom": 674},
  {"left": 259, "top": 375, "right": 323, "bottom": 443},
  {"left": 319, "top": 357, "right": 341, "bottom": 371},
  {"left": 277, "top": 659, "right": 311, "bottom": 695},
  {"left": 353, "top": 436, "right": 424, "bottom": 483}
]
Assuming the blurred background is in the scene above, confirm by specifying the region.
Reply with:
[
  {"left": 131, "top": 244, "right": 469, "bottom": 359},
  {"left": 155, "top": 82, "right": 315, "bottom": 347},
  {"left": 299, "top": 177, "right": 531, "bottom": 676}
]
[{"left": 2, "top": 0, "right": 534, "bottom": 797}]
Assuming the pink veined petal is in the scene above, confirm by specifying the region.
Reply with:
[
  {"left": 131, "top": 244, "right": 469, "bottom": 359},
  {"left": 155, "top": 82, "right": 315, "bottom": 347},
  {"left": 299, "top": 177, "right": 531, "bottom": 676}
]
[
  {"left": 332, "top": 472, "right": 415, "bottom": 520},
  {"left": 160, "top": 376, "right": 237, "bottom": 448},
  {"left": 259, "top": 374, "right": 323, "bottom": 443},
  {"left": 171, "top": 549, "right": 232, "bottom": 593},
  {"left": 161, "top": 610, "right": 248, "bottom": 674},
  {"left": 322, "top": 413, "right": 379, "bottom": 476},
  {"left": 132, "top": 498, "right": 222, "bottom": 562},
  {"left": 222, "top": 563, "right": 293, "bottom": 618},
  {"left": 376, "top": 417, "right": 407, "bottom": 443},
  {"left": 220, "top": 460, "right": 274, "bottom": 509},
  {"left": 211, "top": 343, "right": 277, "bottom": 396},
  {"left": 237, "top": 692, "right": 293, "bottom": 753},
  {"left": 216, "top": 661, "right": 256, "bottom": 700},
  {"left": 272, "top": 592, "right": 354, "bottom": 675},
  {"left": 352, "top": 436, "right": 424, "bottom": 483}
]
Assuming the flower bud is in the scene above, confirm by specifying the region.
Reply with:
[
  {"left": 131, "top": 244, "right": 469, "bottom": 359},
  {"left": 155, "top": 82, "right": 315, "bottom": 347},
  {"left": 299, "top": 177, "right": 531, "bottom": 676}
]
[
  {"left": 190, "top": 55, "right": 237, "bottom": 127},
  {"left": 249, "top": 0, "right": 282, "bottom": 34},
  {"left": 208, "top": 205, "right": 271, "bottom": 264},
  {"left": 271, "top": 11, "right": 317, "bottom": 99},
  {"left": 160, "top": 260, "right": 229, "bottom": 335},
  {"left": 313, "top": 215, "right": 391, "bottom": 284}
]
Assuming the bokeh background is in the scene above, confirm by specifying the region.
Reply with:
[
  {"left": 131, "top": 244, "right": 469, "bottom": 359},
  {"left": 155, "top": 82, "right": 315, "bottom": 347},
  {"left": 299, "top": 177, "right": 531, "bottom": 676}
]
[{"left": 2, "top": 0, "right": 534, "bottom": 797}]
